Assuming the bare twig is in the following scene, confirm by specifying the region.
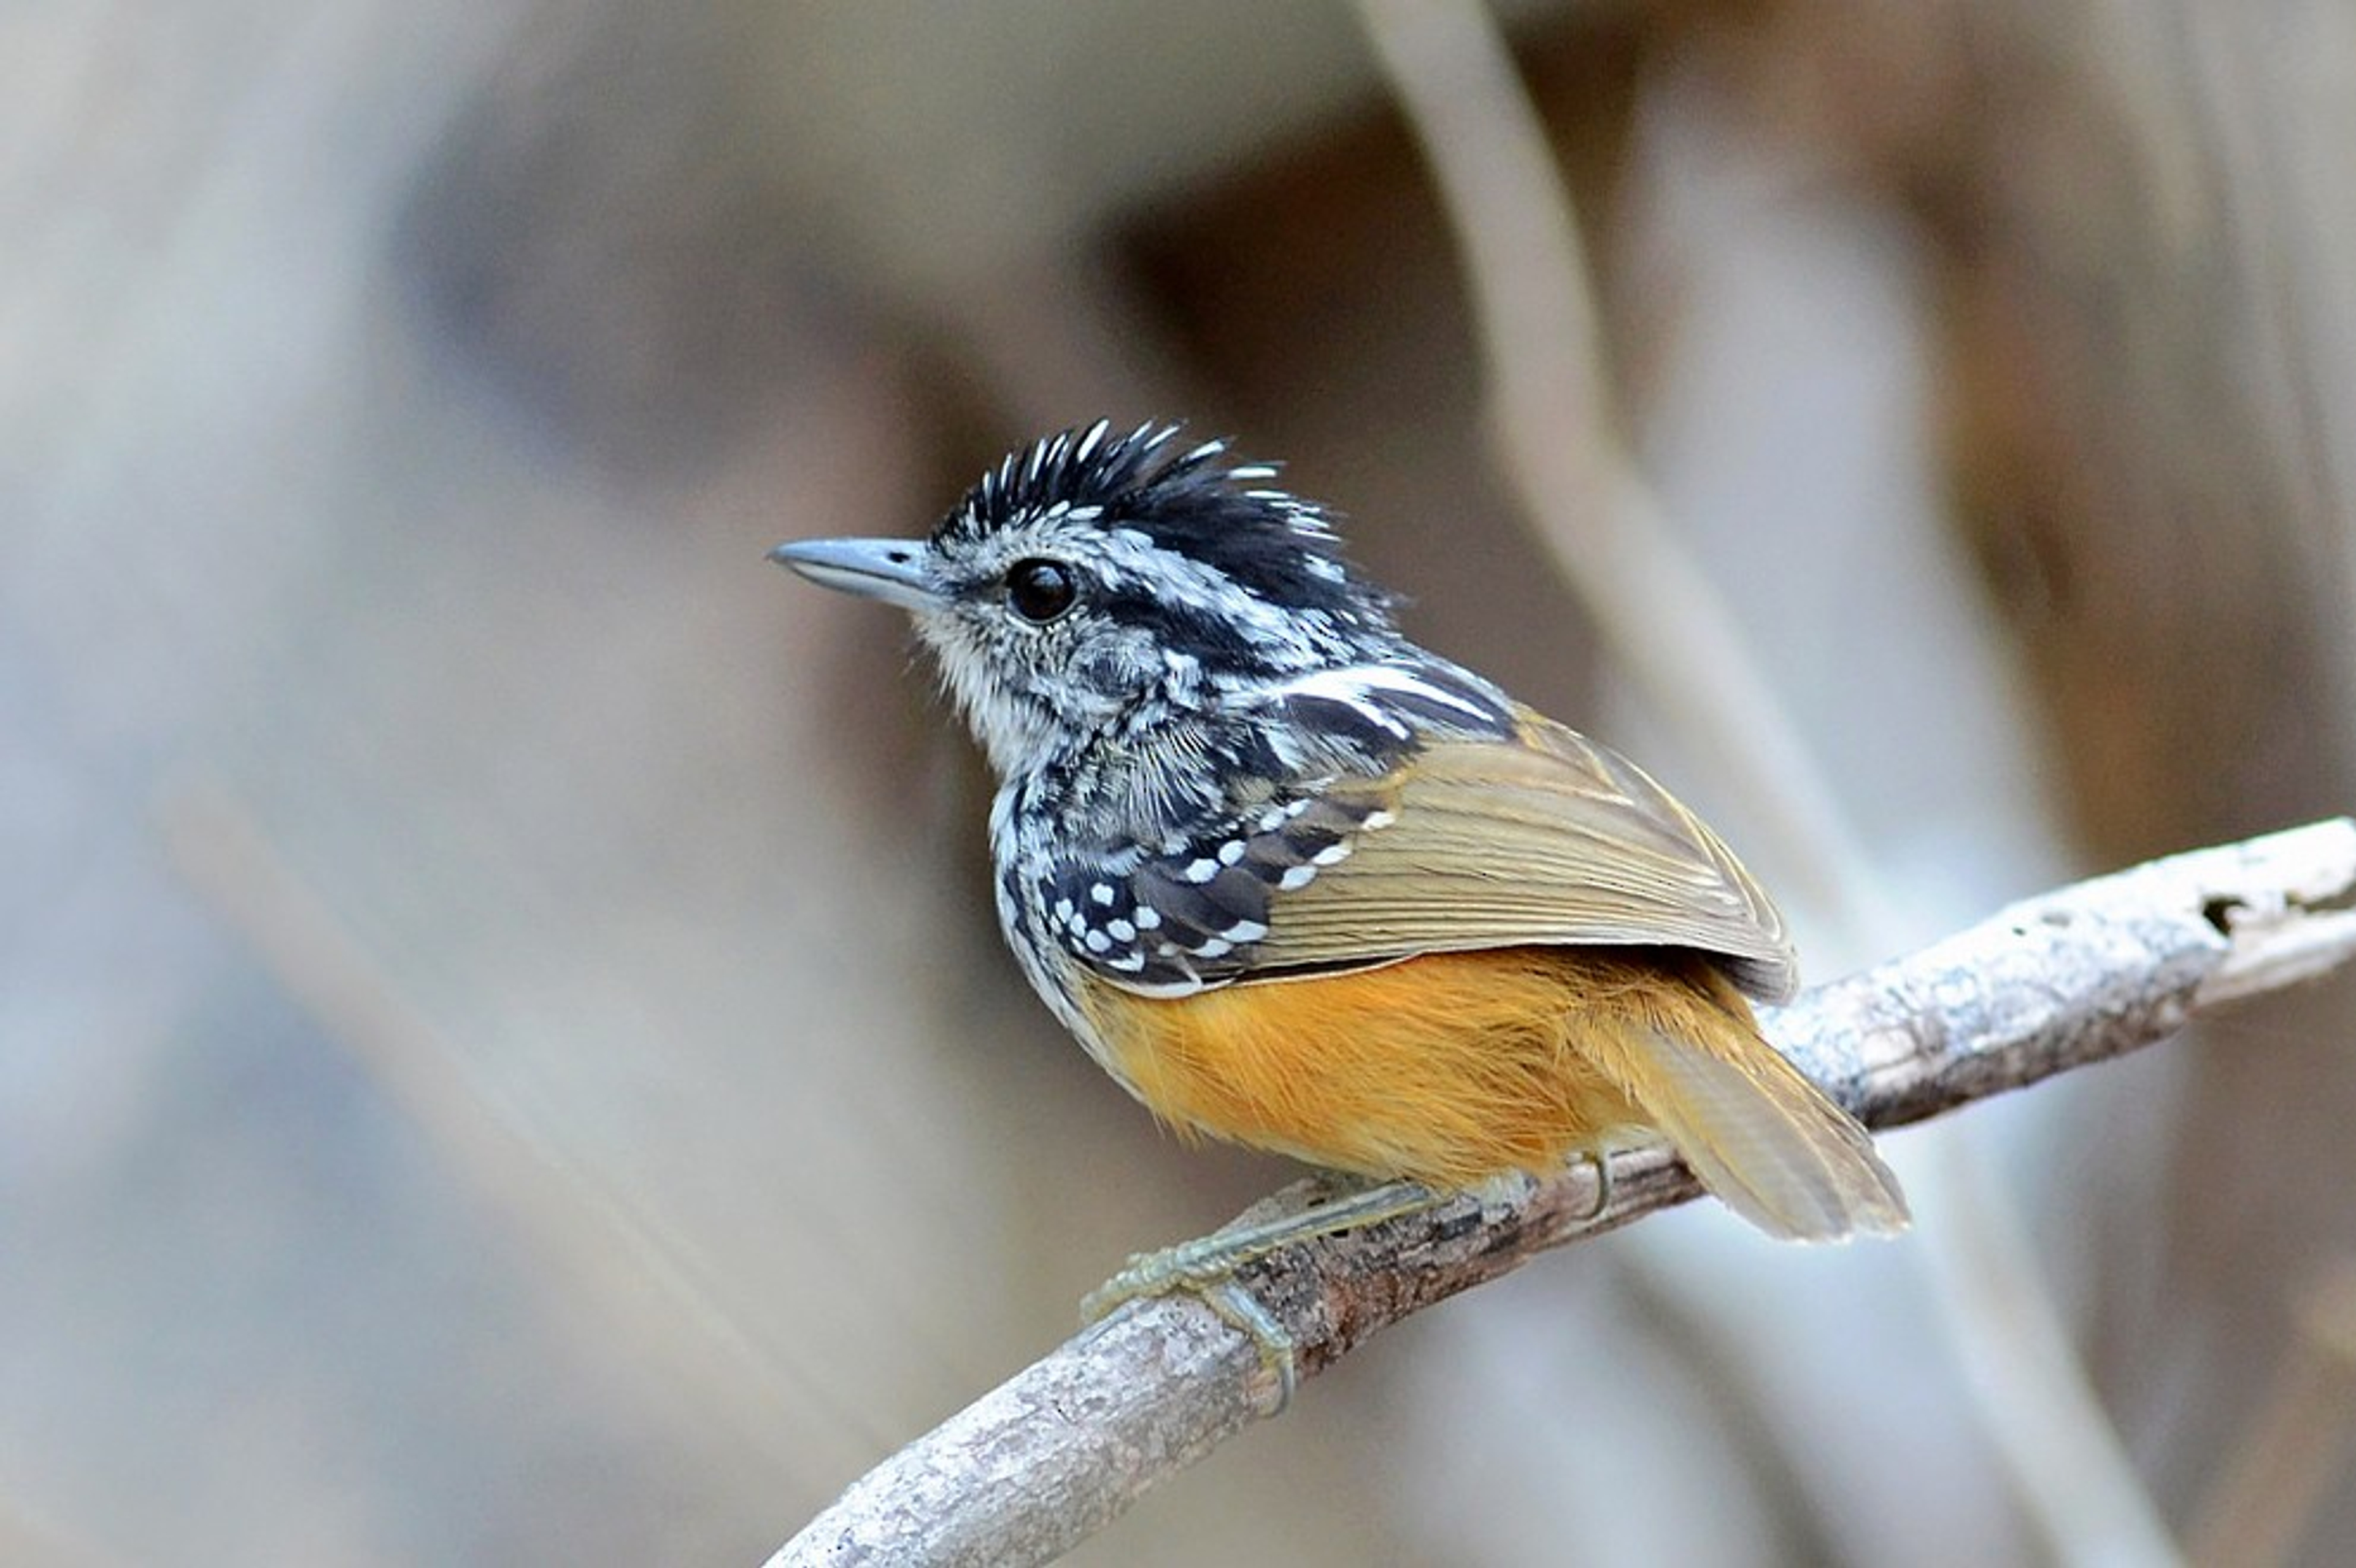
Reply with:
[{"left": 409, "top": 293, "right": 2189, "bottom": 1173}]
[{"left": 770, "top": 820, "right": 2356, "bottom": 1568}]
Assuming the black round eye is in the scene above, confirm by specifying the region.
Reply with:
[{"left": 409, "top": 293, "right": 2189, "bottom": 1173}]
[{"left": 1005, "top": 558, "right": 1077, "bottom": 623}]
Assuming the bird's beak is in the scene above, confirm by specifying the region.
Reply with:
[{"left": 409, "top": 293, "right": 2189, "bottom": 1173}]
[{"left": 768, "top": 537, "right": 941, "bottom": 612}]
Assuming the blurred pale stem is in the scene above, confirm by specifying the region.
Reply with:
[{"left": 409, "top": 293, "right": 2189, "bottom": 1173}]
[
  {"left": 1352, "top": 0, "right": 1884, "bottom": 931},
  {"left": 2187, "top": 1261, "right": 2356, "bottom": 1568},
  {"left": 1352, "top": 1, "right": 2182, "bottom": 1564}
]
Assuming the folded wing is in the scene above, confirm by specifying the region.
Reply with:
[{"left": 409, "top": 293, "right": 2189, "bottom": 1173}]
[{"left": 1243, "top": 710, "right": 1799, "bottom": 1002}]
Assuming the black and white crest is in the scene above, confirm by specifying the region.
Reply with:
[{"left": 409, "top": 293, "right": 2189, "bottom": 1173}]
[{"left": 935, "top": 420, "right": 1396, "bottom": 638}]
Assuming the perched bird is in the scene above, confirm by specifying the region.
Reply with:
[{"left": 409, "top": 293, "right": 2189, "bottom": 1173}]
[{"left": 772, "top": 421, "right": 1906, "bottom": 1375}]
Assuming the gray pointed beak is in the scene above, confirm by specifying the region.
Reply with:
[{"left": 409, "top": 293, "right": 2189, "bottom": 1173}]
[{"left": 768, "top": 537, "right": 941, "bottom": 612}]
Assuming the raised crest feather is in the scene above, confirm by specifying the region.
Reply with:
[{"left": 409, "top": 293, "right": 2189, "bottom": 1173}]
[{"left": 937, "top": 421, "right": 1390, "bottom": 634}]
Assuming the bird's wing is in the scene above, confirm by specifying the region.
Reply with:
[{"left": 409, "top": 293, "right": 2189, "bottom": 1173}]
[{"left": 1240, "top": 710, "right": 1799, "bottom": 1002}]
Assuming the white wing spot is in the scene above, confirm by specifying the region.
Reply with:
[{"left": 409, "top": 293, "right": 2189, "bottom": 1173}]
[
  {"left": 1084, "top": 929, "right": 1112, "bottom": 954},
  {"left": 1217, "top": 840, "right": 1246, "bottom": 866},
  {"left": 1090, "top": 883, "right": 1115, "bottom": 906},
  {"left": 1133, "top": 906, "right": 1162, "bottom": 930},
  {"left": 1223, "top": 920, "right": 1269, "bottom": 943},
  {"left": 1126, "top": 973, "right": 1206, "bottom": 999},
  {"left": 1191, "top": 937, "right": 1234, "bottom": 959},
  {"left": 1279, "top": 865, "right": 1318, "bottom": 891},
  {"left": 1107, "top": 918, "right": 1136, "bottom": 942},
  {"left": 1184, "top": 858, "right": 1219, "bottom": 883},
  {"left": 1312, "top": 842, "right": 1353, "bottom": 866}
]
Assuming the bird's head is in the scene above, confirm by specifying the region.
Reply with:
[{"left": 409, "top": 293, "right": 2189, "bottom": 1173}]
[{"left": 772, "top": 421, "right": 1397, "bottom": 778}]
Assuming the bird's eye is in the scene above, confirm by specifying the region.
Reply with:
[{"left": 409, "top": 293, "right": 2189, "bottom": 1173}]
[{"left": 1005, "top": 558, "right": 1078, "bottom": 623}]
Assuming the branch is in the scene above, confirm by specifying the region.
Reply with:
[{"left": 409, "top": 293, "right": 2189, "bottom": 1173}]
[{"left": 769, "top": 820, "right": 2356, "bottom": 1568}]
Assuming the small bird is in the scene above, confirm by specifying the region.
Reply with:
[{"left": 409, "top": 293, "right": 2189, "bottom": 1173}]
[{"left": 772, "top": 421, "right": 1906, "bottom": 1369}]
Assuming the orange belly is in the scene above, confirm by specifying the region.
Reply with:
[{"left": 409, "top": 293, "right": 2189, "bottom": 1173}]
[{"left": 1076, "top": 945, "right": 1752, "bottom": 1188}]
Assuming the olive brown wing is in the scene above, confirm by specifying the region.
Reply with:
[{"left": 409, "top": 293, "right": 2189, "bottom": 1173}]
[{"left": 1241, "top": 710, "right": 1800, "bottom": 1002}]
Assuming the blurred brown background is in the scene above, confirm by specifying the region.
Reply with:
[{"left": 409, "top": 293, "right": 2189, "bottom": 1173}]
[{"left": 7, "top": 1, "right": 2355, "bottom": 1563}]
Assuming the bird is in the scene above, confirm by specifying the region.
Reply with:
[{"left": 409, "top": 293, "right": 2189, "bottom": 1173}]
[{"left": 771, "top": 420, "right": 1908, "bottom": 1388}]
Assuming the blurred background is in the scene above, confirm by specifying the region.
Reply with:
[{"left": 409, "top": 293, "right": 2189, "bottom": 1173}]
[{"left": 7, "top": 0, "right": 2355, "bottom": 1562}]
